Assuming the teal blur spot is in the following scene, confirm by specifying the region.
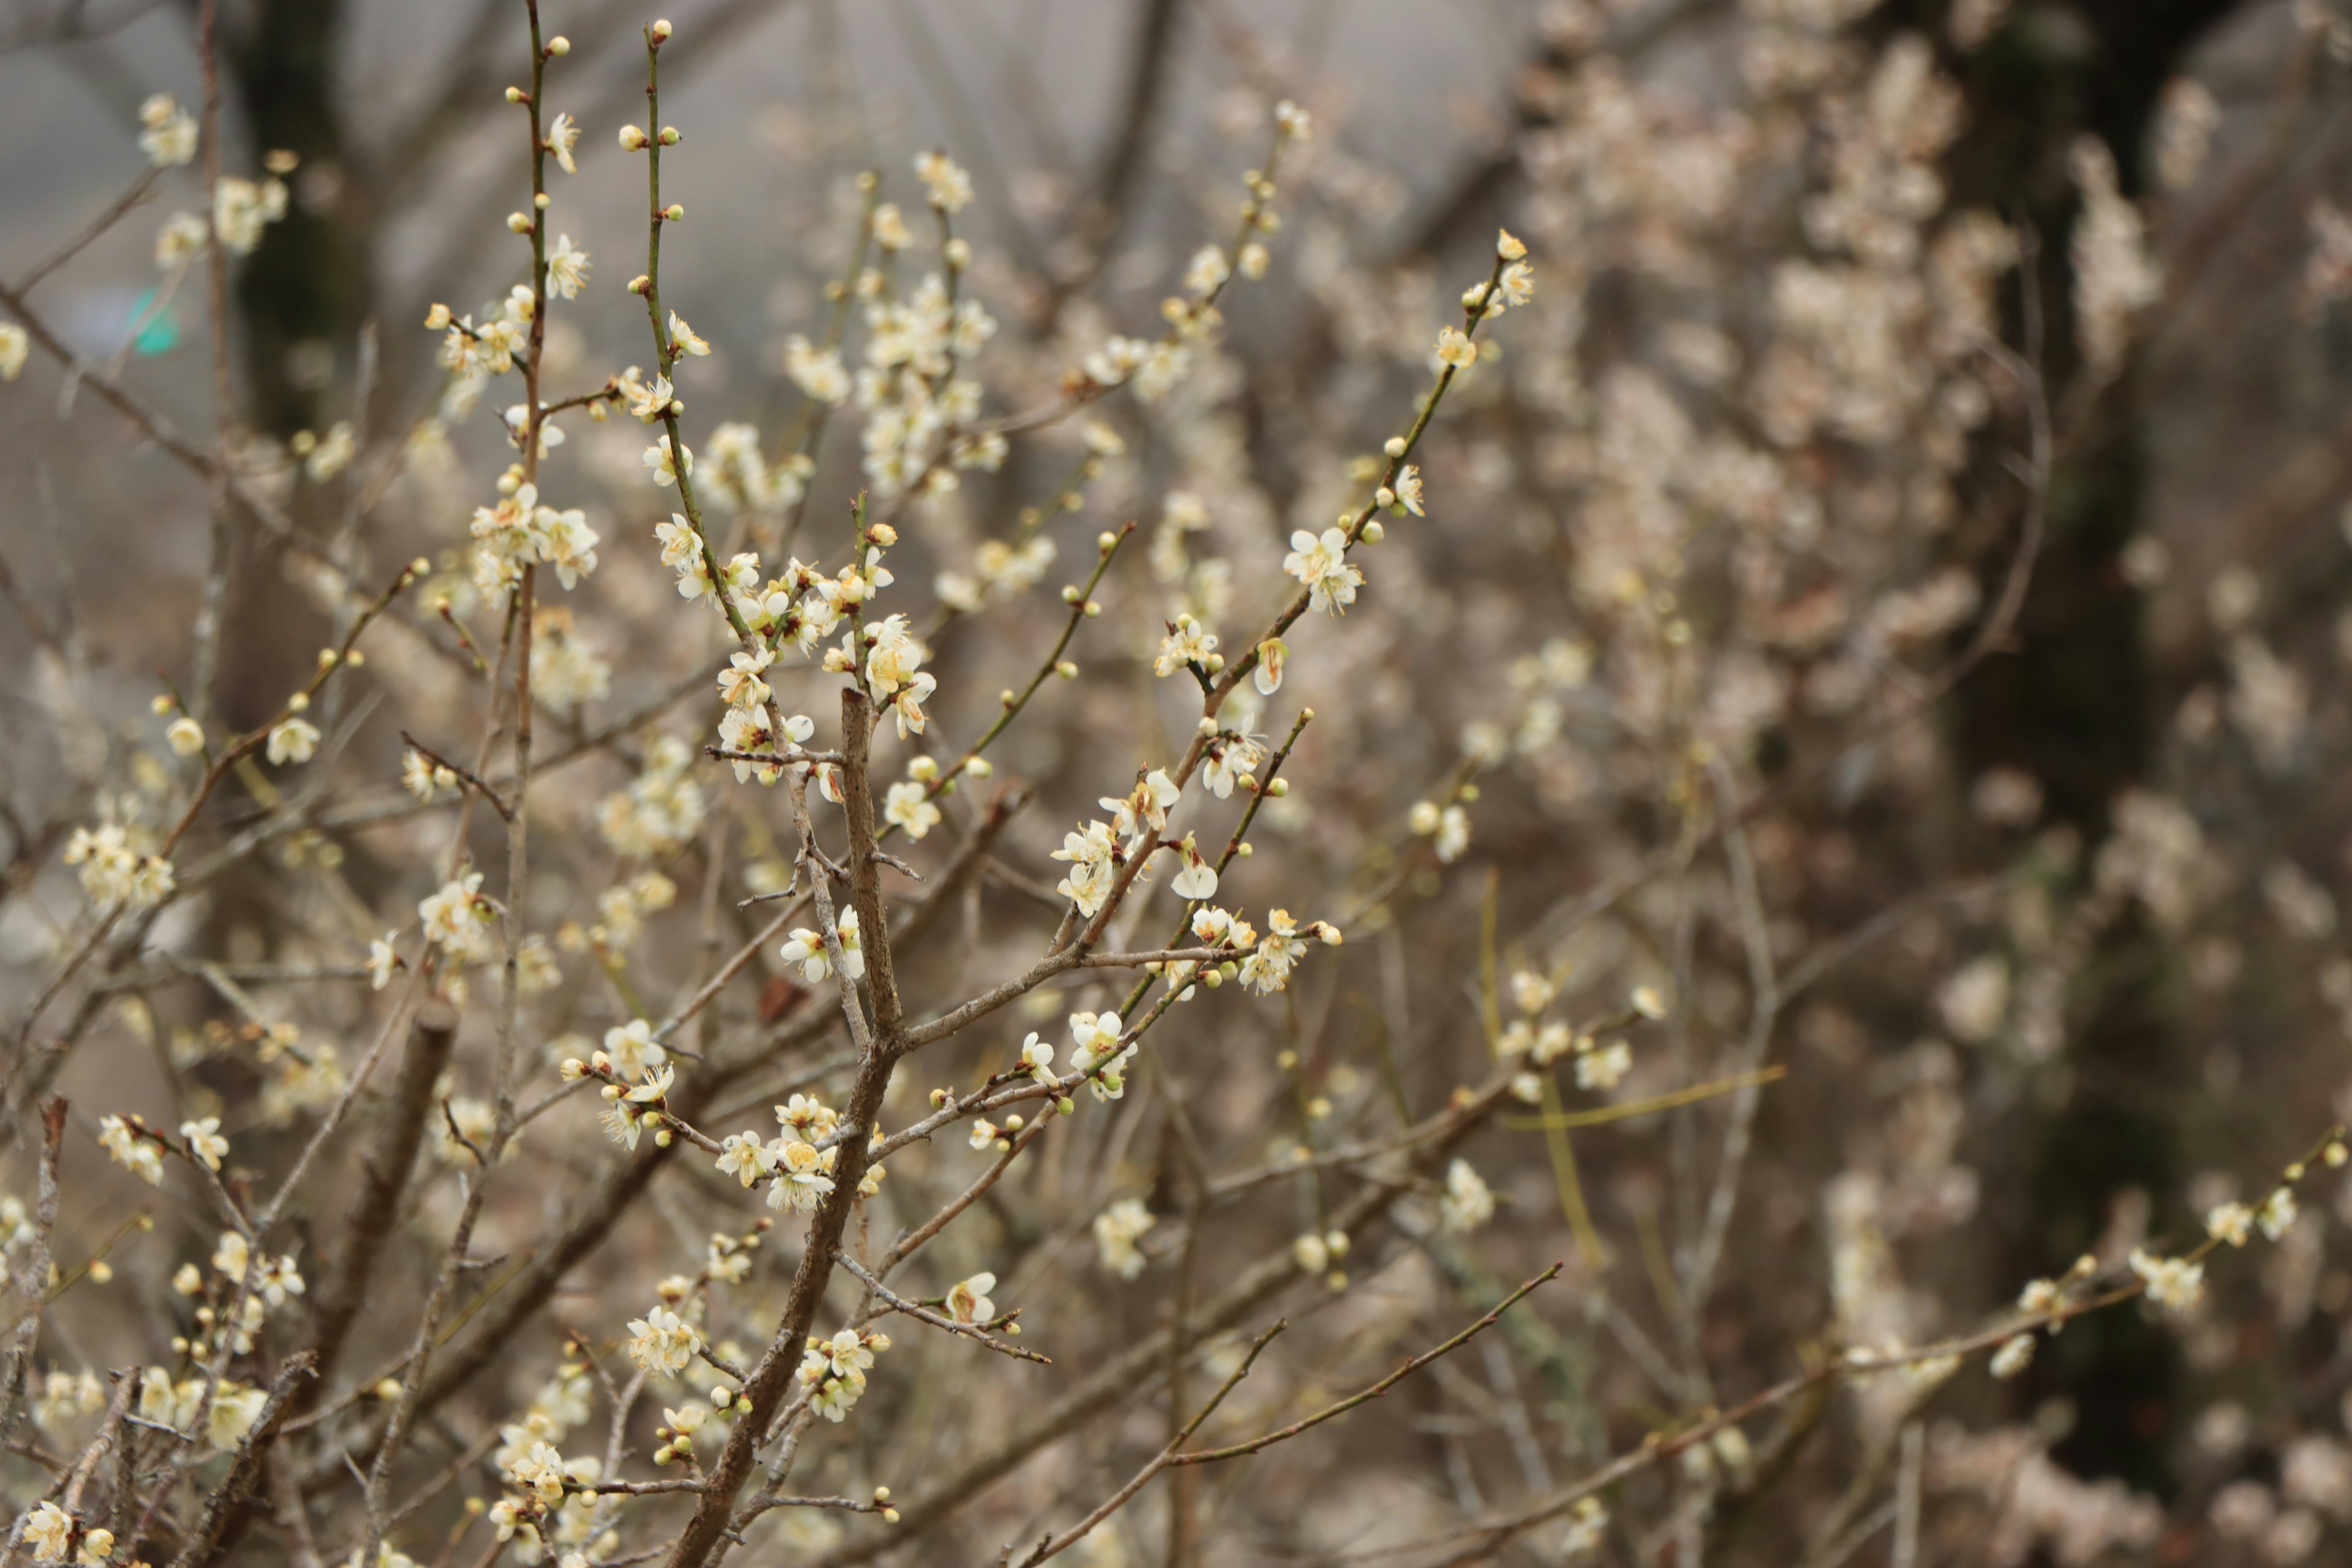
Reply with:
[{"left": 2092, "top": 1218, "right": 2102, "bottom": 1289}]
[{"left": 130, "top": 288, "right": 178, "bottom": 355}]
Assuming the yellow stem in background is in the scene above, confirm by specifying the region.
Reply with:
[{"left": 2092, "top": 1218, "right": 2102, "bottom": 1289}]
[
  {"left": 1506, "top": 1066, "right": 1789, "bottom": 1131},
  {"left": 1537, "top": 1069, "right": 1607, "bottom": 1273}
]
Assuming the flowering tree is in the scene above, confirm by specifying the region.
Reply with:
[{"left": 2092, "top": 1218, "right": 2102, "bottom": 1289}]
[{"left": 6, "top": 1, "right": 2352, "bottom": 1566}]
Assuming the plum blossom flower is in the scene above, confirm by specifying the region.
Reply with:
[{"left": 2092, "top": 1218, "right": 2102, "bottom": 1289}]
[
  {"left": 1283, "top": 527, "right": 1363, "bottom": 616},
  {"left": 625, "top": 1305, "right": 702, "bottom": 1376},
  {"left": 267, "top": 717, "right": 321, "bottom": 766},
  {"left": 543, "top": 234, "right": 590, "bottom": 300}
]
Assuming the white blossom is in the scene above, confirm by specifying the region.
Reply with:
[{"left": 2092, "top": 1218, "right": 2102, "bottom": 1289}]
[
  {"left": 625, "top": 1306, "right": 703, "bottom": 1376},
  {"left": 1094, "top": 1197, "right": 1155, "bottom": 1279}
]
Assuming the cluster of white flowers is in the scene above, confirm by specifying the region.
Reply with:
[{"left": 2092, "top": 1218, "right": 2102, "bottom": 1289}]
[
  {"left": 853, "top": 196, "right": 998, "bottom": 498},
  {"left": 711, "top": 1093, "right": 863, "bottom": 1214},
  {"left": 97, "top": 1114, "right": 163, "bottom": 1183},
  {"left": 426, "top": 288, "right": 533, "bottom": 417},
  {"left": 2206, "top": 1187, "right": 2299, "bottom": 1248},
  {"left": 2068, "top": 137, "right": 2162, "bottom": 382},
  {"left": 18, "top": 1499, "right": 113, "bottom": 1564},
  {"left": 209, "top": 1229, "right": 306, "bottom": 1309},
  {"left": 529, "top": 605, "right": 610, "bottom": 709},
  {"left": 625, "top": 1303, "right": 704, "bottom": 1378},
  {"left": 2128, "top": 1248, "right": 2205, "bottom": 1314},
  {"left": 597, "top": 736, "right": 706, "bottom": 858},
  {"left": 1282, "top": 526, "right": 1364, "bottom": 616},
  {"left": 488, "top": 1406, "right": 627, "bottom": 1561},
  {"left": 1051, "top": 819, "right": 1120, "bottom": 918},
  {"left": 1439, "top": 1159, "right": 1496, "bottom": 1233},
  {"left": 418, "top": 870, "right": 496, "bottom": 962},
  {"left": 136, "top": 1366, "right": 265, "bottom": 1451},
  {"left": 212, "top": 175, "right": 287, "bottom": 255},
  {"left": 30, "top": 1368, "right": 105, "bottom": 1434},
  {"left": 137, "top": 92, "right": 197, "bottom": 165},
  {"left": 703, "top": 421, "right": 813, "bottom": 513},
  {"left": 1093, "top": 1197, "right": 1156, "bottom": 1278},
  {"left": 797, "top": 1326, "right": 887, "bottom": 1422},
  {"left": 62, "top": 823, "right": 174, "bottom": 910},
  {"left": 469, "top": 478, "right": 600, "bottom": 594}
]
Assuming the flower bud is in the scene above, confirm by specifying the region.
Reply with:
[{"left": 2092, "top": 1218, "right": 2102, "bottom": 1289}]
[
  {"left": 651, "top": 18, "right": 674, "bottom": 40},
  {"left": 660, "top": 126, "right": 681, "bottom": 145},
  {"left": 619, "top": 124, "right": 649, "bottom": 151},
  {"left": 547, "top": 35, "right": 571, "bottom": 54}
]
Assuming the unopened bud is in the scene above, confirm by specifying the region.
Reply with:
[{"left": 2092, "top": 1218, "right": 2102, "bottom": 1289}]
[
  {"left": 547, "top": 35, "right": 571, "bottom": 54},
  {"left": 650, "top": 18, "right": 674, "bottom": 40},
  {"left": 660, "top": 126, "right": 681, "bottom": 145},
  {"left": 507, "top": 212, "right": 533, "bottom": 233}
]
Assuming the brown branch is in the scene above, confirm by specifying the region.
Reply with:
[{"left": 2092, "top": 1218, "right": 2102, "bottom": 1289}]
[
  {"left": 832, "top": 1251, "right": 1052, "bottom": 1366},
  {"left": 164, "top": 1352, "right": 317, "bottom": 1568},
  {"left": 1009, "top": 1322, "right": 1284, "bottom": 1568},
  {"left": 1172, "top": 1264, "right": 1561, "bottom": 1465},
  {"left": 0, "top": 1099, "right": 68, "bottom": 1444},
  {"left": 839, "top": 687, "right": 903, "bottom": 1038},
  {"left": 805, "top": 1074, "right": 1521, "bottom": 1567},
  {"left": 303, "top": 1003, "right": 461, "bottom": 1392},
  {"left": 13, "top": 166, "right": 158, "bottom": 295}
]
